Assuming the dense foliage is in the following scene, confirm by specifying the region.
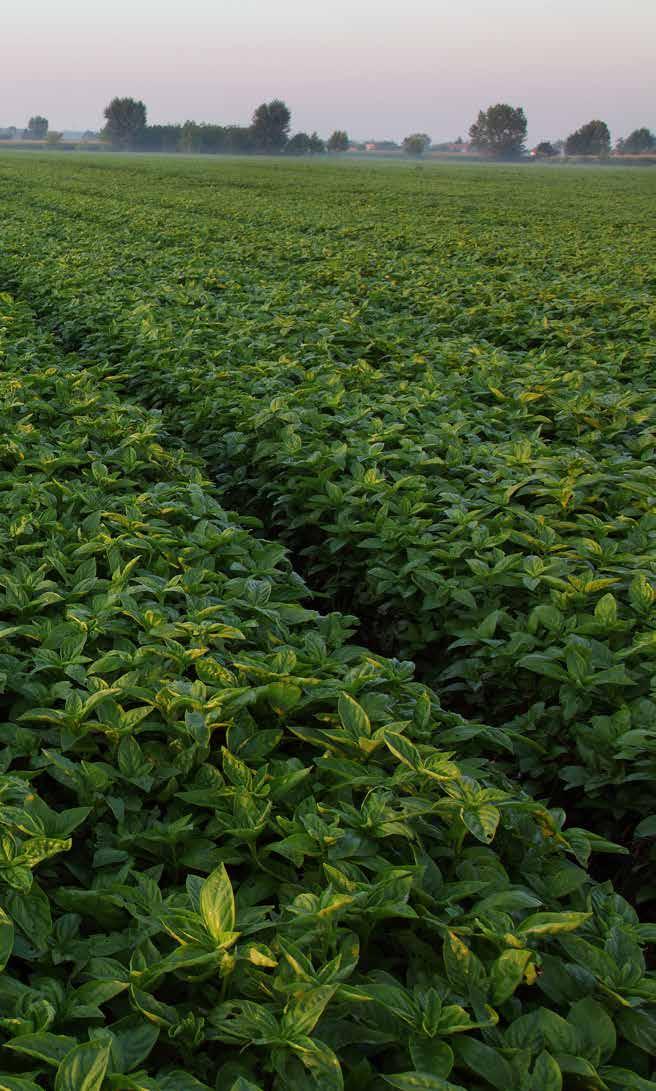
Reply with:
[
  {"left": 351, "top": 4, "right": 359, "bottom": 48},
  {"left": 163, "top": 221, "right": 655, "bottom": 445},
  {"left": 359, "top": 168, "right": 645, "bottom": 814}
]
[
  {"left": 2, "top": 293, "right": 655, "bottom": 1088},
  {"left": 564, "top": 121, "right": 611, "bottom": 158},
  {"left": 468, "top": 105, "right": 527, "bottom": 159},
  {"left": 616, "top": 129, "right": 656, "bottom": 156},
  {"left": 101, "top": 99, "right": 148, "bottom": 151},
  {"left": 402, "top": 135, "right": 431, "bottom": 157},
  {"left": 251, "top": 102, "right": 292, "bottom": 154},
  {"left": 0, "top": 154, "right": 655, "bottom": 1088},
  {"left": 104, "top": 99, "right": 298, "bottom": 156},
  {"left": 0, "top": 156, "right": 654, "bottom": 888},
  {"left": 327, "top": 131, "right": 349, "bottom": 152}
]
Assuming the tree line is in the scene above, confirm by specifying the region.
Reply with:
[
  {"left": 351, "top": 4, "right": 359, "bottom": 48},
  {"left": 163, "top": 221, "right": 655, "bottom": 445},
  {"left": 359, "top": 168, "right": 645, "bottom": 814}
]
[
  {"left": 0, "top": 116, "right": 65, "bottom": 144},
  {"left": 468, "top": 105, "right": 655, "bottom": 159},
  {"left": 100, "top": 98, "right": 656, "bottom": 159},
  {"left": 100, "top": 98, "right": 353, "bottom": 155},
  {"left": 3, "top": 98, "right": 654, "bottom": 160}
]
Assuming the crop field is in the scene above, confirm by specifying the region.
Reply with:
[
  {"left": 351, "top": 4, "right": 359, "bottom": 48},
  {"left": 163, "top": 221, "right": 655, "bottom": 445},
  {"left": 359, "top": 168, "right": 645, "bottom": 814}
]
[{"left": 0, "top": 152, "right": 655, "bottom": 1090}]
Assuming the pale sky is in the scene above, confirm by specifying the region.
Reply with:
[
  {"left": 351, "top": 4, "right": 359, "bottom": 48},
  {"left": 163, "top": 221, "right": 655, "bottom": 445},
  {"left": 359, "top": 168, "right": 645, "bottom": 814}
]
[{"left": 1, "top": 0, "right": 654, "bottom": 143}]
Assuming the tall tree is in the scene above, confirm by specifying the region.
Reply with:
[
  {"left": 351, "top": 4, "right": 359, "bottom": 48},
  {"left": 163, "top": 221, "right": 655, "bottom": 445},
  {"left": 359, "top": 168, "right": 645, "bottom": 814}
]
[
  {"left": 27, "top": 116, "right": 48, "bottom": 140},
  {"left": 616, "top": 127, "right": 655, "bottom": 154},
  {"left": 251, "top": 99, "right": 291, "bottom": 152},
  {"left": 402, "top": 133, "right": 431, "bottom": 156},
  {"left": 102, "top": 97, "right": 147, "bottom": 150},
  {"left": 327, "top": 130, "right": 349, "bottom": 152},
  {"left": 469, "top": 104, "right": 527, "bottom": 159},
  {"left": 564, "top": 120, "right": 610, "bottom": 157}
]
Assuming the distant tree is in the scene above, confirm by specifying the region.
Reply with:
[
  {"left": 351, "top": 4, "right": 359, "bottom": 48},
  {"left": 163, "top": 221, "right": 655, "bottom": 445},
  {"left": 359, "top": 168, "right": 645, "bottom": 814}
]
[
  {"left": 286, "top": 132, "right": 312, "bottom": 155},
  {"left": 101, "top": 97, "right": 147, "bottom": 149},
  {"left": 179, "top": 120, "right": 201, "bottom": 154},
  {"left": 287, "top": 131, "right": 325, "bottom": 155},
  {"left": 564, "top": 120, "right": 610, "bottom": 157},
  {"left": 469, "top": 103, "right": 527, "bottom": 159},
  {"left": 327, "top": 129, "right": 349, "bottom": 152},
  {"left": 308, "top": 132, "right": 325, "bottom": 153},
  {"left": 616, "top": 127, "right": 656, "bottom": 154},
  {"left": 198, "top": 124, "right": 229, "bottom": 154},
  {"left": 224, "top": 125, "right": 256, "bottom": 153},
  {"left": 534, "top": 141, "right": 558, "bottom": 157},
  {"left": 402, "top": 133, "right": 431, "bottom": 156},
  {"left": 46, "top": 131, "right": 63, "bottom": 145},
  {"left": 251, "top": 99, "right": 291, "bottom": 152},
  {"left": 27, "top": 116, "right": 48, "bottom": 140}
]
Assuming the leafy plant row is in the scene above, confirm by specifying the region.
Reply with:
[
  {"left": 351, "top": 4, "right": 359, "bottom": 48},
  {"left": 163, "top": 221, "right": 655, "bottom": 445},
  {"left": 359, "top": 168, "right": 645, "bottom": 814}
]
[
  {"left": 2, "top": 293, "right": 656, "bottom": 1089},
  {"left": 0, "top": 157, "right": 654, "bottom": 896}
]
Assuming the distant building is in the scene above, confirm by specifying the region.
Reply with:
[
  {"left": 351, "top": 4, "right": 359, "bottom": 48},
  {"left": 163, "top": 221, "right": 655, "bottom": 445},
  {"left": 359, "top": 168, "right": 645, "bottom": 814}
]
[{"left": 430, "top": 139, "right": 470, "bottom": 154}]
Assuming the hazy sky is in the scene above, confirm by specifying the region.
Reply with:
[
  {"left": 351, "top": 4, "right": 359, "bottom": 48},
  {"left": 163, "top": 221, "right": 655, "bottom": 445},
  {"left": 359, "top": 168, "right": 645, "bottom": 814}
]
[{"left": 2, "top": 0, "right": 654, "bottom": 142}]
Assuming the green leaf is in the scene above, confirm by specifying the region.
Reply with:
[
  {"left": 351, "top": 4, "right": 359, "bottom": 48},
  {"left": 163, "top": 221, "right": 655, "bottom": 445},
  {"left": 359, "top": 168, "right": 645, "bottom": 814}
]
[
  {"left": 102, "top": 1016, "right": 160, "bottom": 1074},
  {"left": 0, "top": 906, "right": 14, "bottom": 970},
  {"left": 518, "top": 911, "right": 591, "bottom": 936},
  {"left": 531, "top": 1051, "right": 562, "bottom": 1091},
  {"left": 409, "top": 1038, "right": 453, "bottom": 1078},
  {"left": 6, "top": 1033, "right": 77, "bottom": 1066},
  {"left": 601, "top": 1068, "right": 656, "bottom": 1091},
  {"left": 55, "top": 1040, "right": 111, "bottom": 1091},
  {"left": 383, "top": 731, "right": 421, "bottom": 771},
  {"left": 338, "top": 693, "right": 371, "bottom": 738},
  {"left": 158, "top": 1074, "right": 214, "bottom": 1090},
  {"left": 266, "top": 682, "right": 302, "bottom": 712},
  {"left": 413, "top": 690, "right": 432, "bottom": 730},
  {"left": 289, "top": 1035, "right": 343, "bottom": 1091},
  {"left": 383, "top": 1075, "right": 467, "bottom": 1091},
  {"left": 505, "top": 1009, "right": 578, "bottom": 1054},
  {"left": 69, "top": 978, "right": 128, "bottom": 1013},
  {"left": 568, "top": 998, "right": 616, "bottom": 1063},
  {"left": 635, "top": 816, "right": 656, "bottom": 838},
  {"left": 455, "top": 1037, "right": 513, "bottom": 1091},
  {"left": 285, "top": 986, "right": 336, "bottom": 1037},
  {"left": 518, "top": 654, "right": 568, "bottom": 681},
  {"left": 443, "top": 932, "right": 485, "bottom": 992},
  {"left": 0, "top": 1079, "right": 44, "bottom": 1091},
  {"left": 490, "top": 948, "right": 533, "bottom": 1004},
  {"left": 462, "top": 805, "right": 500, "bottom": 844},
  {"left": 616, "top": 1009, "right": 656, "bottom": 1054},
  {"left": 199, "top": 863, "right": 236, "bottom": 942},
  {"left": 555, "top": 1055, "right": 599, "bottom": 1078},
  {"left": 629, "top": 574, "right": 655, "bottom": 611},
  {"left": 594, "top": 593, "right": 617, "bottom": 625}
]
